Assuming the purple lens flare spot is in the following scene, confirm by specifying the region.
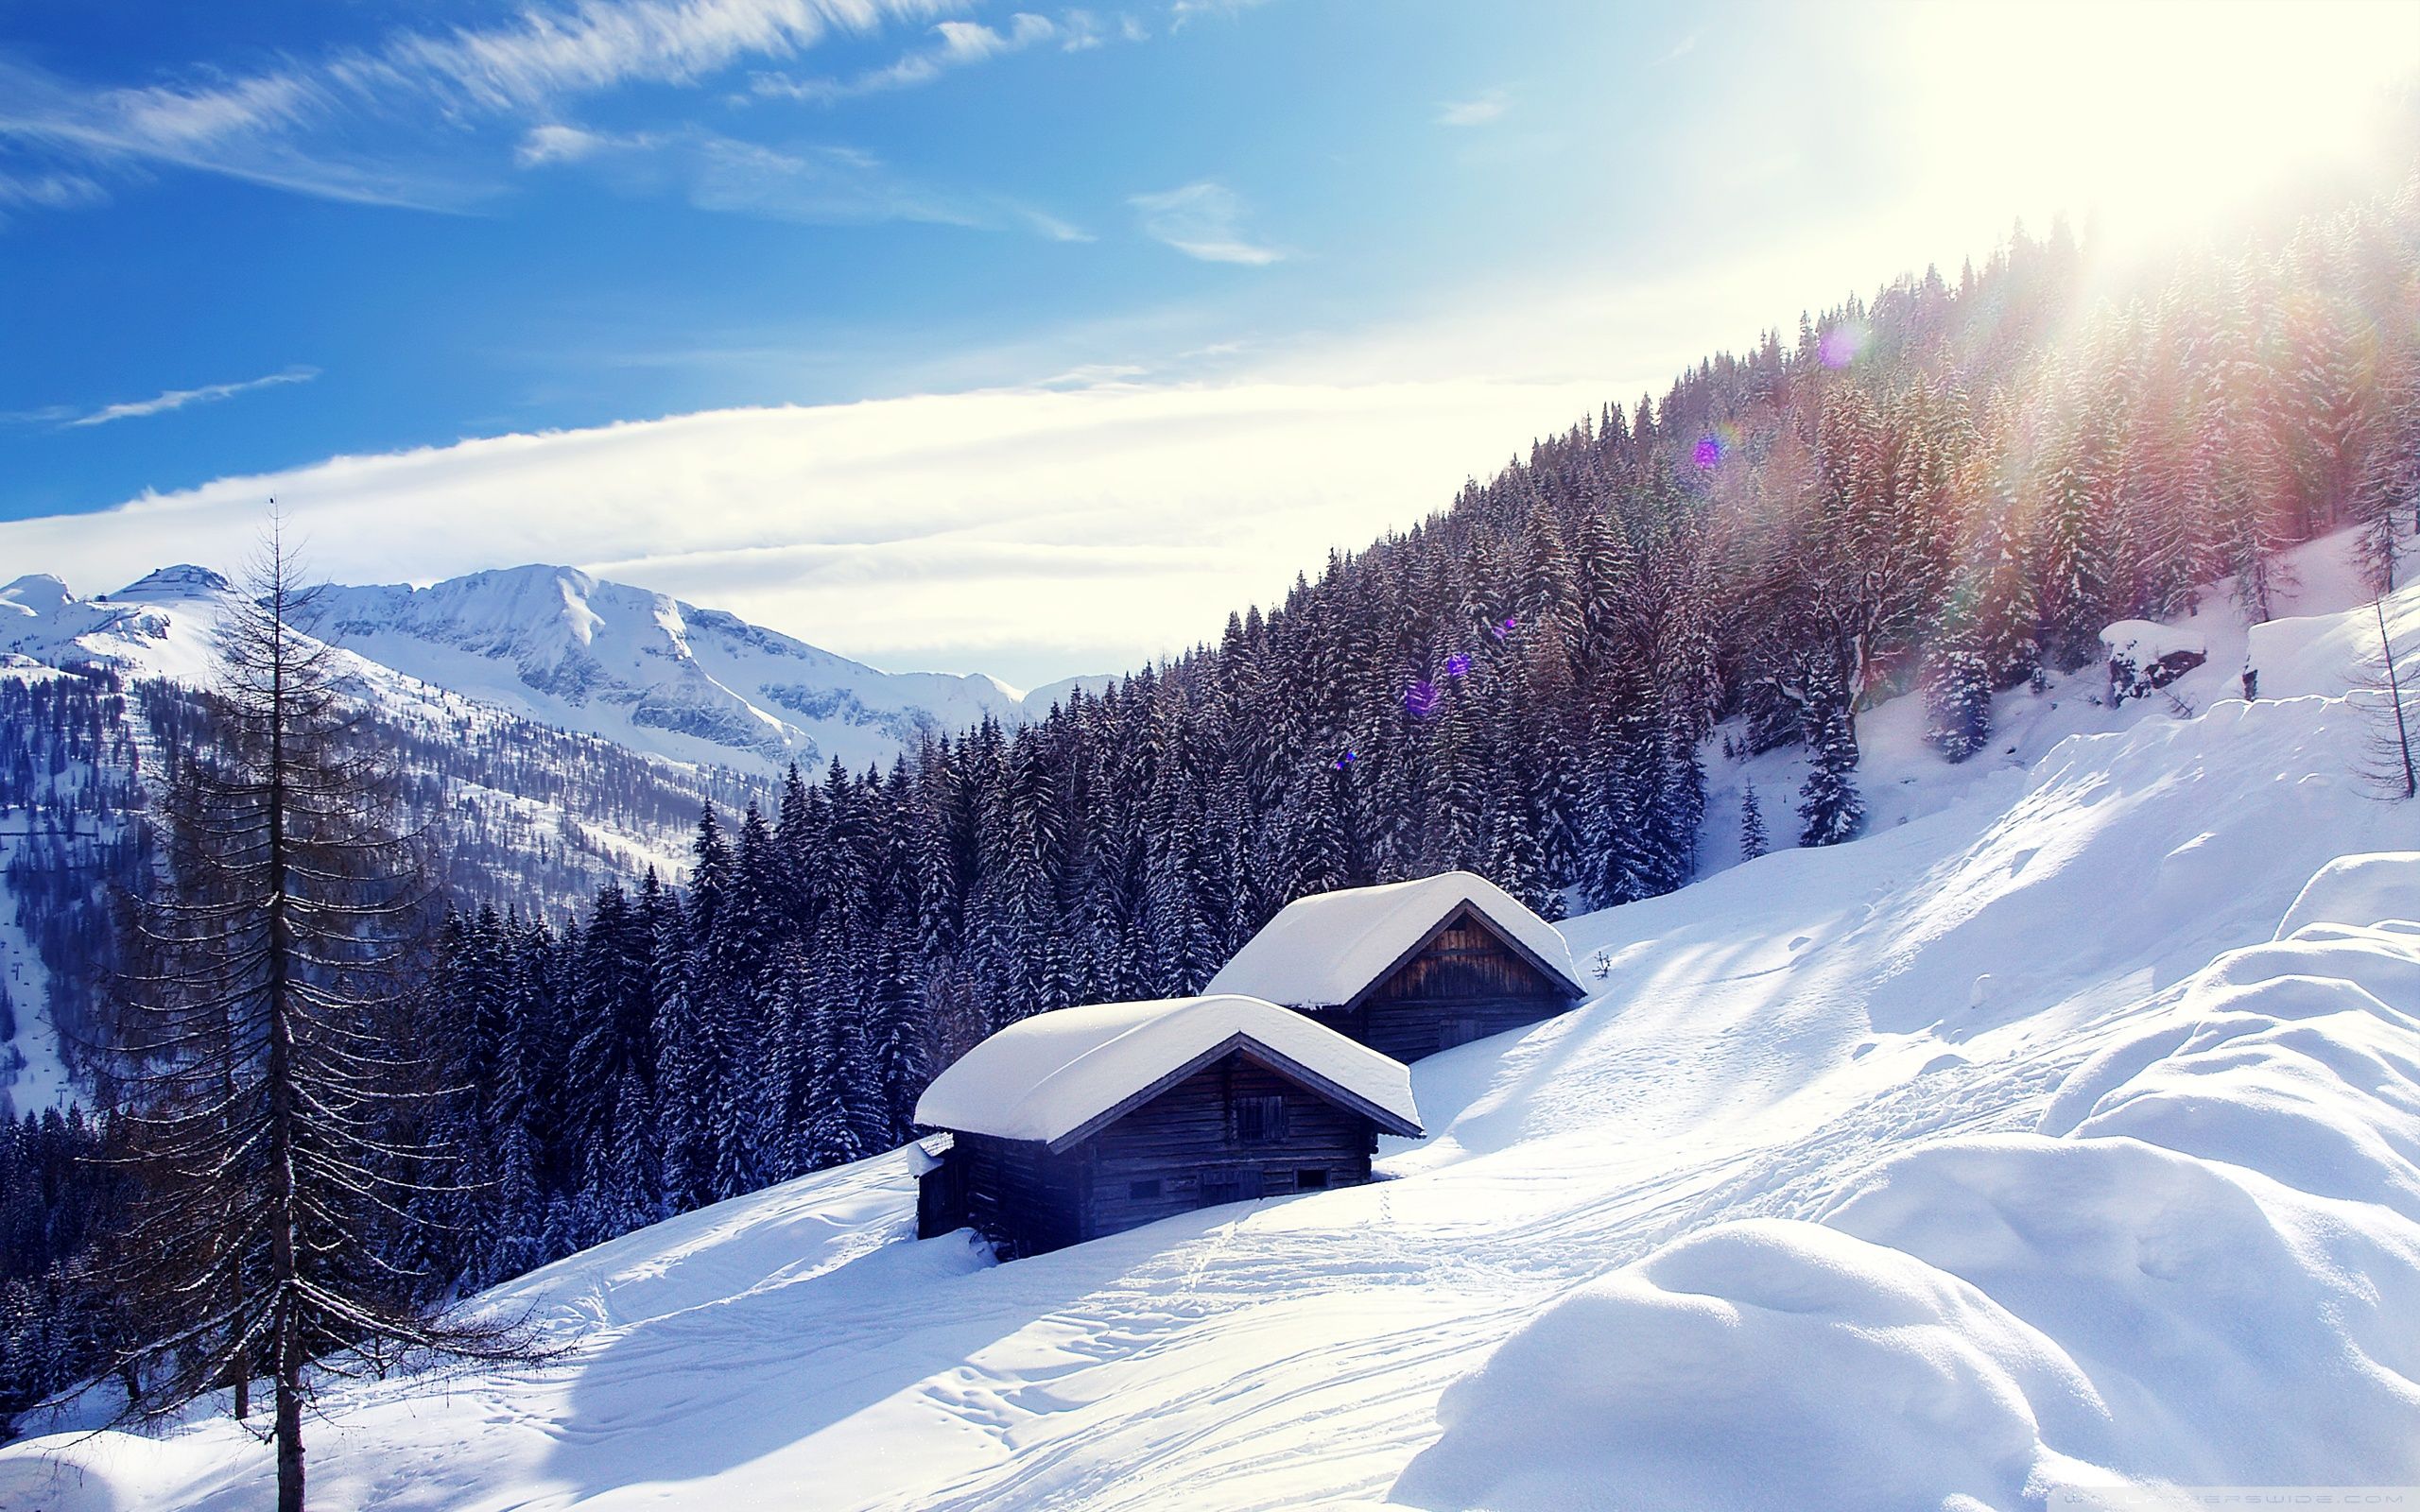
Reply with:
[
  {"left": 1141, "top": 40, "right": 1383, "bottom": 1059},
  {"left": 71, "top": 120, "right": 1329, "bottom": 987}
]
[
  {"left": 1444, "top": 654, "right": 1471, "bottom": 679},
  {"left": 1819, "top": 322, "right": 1866, "bottom": 369}
]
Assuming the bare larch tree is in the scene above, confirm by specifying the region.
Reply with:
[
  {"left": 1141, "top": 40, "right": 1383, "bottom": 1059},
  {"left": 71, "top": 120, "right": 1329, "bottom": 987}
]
[{"left": 107, "top": 525, "right": 516, "bottom": 1512}]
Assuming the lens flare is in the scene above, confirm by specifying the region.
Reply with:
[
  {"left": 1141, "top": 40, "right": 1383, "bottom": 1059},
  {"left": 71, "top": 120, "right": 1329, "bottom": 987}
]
[{"left": 1819, "top": 321, "right": 1867, "bottom": 369}]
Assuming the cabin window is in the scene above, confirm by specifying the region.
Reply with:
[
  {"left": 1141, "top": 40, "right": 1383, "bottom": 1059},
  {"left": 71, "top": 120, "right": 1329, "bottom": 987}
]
[
  {"left": 1234, "top": 1094, "right": 1289, "bottom": 1143},
  {"left": 1295, "top": 1168, "right": 1330, "bottom": 1191},
  {"left": 1130, "top": 1179, "right": 1162, "bottom": 1200}
]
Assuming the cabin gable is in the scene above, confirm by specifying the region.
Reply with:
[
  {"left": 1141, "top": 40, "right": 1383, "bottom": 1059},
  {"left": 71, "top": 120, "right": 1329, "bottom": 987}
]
[
  {"left": 1081, "top": 1049, "right": 1380, "bottom": 1242},
  {"left": 1324, "top": 903, "right": 1584, "bottom": 1062}
]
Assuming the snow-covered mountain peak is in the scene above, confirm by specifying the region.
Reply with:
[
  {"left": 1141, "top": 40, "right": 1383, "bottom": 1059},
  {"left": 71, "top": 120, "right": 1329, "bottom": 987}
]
[
  {"left": 0, "top": 575, "right": 73, "bottom": 617},
  {"left": 108, "top": 564, "right": 233, "bottom": 602},
  {"left": 5, "top": 559, "right": 1108, "bottom": 777}
]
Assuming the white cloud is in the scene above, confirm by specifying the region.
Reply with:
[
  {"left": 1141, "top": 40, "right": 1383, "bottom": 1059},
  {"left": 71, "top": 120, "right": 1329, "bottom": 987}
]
[
  {"left": 1652, "top": 31, "right": 1700, "bottom": 66},
  {"left": 10, "top": 367, "right": 321, "bottom": 430},
  {"left": 513, "top": 122, "right": 644, "bottom": 166},
  {"left": 513, "top": 122, "right": 1082, "bottom": 235},
  {"left": 0, "top": 376, "right": 1601, "bottom": 684},
  {"left": 1129, "top": 180, "right": 1285, "bottom": 265},
  {"left": 1168, "top": 0, "right": 1270, "bottom": 30},
  {"left": 1011, "top": 204, "right": 1095, "bottom": 241},
  {"left": 337, "top": 0, "right": 956, "bottom": 113},
  {"left": 752, "top": 12, "right": 1060, "bottom": 103},
  {"left": 1436, "top": 90, "right": 1507, "bottom": 127},
  {"left": 688, "top": 136, "right": 982, "bottom": 225},
  {"left": 0, "top": 0, "right": 953, "bottom": 210},
  {"left": 0, "top": 167, "right": 109, "bottom": 212}
]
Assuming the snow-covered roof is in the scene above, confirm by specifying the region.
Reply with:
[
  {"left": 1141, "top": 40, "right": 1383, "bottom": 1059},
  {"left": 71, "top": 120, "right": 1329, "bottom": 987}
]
[
  {"left": 913, "top": 994, "right": 1422, "bottom": 1148},
  {"left": 1205, "top": 870, "right": 1587, "bottom": 1010}
]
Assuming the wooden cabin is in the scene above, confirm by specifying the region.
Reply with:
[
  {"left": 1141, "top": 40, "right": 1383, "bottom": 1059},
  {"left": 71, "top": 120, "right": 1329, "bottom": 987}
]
[
  {"left": 1205, "top": 870, "right": 1589, "bottom": 1062},
  {"left": 912, "top": 994, "right": 1422, "bottom": 1259}
]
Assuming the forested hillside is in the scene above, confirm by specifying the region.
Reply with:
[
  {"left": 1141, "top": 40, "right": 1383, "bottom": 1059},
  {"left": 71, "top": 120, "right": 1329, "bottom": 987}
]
[
  {"left": 398, "top": 179, "right": 2420, "bottom": 1293},
  {"left": 0, "top": 667, "right": 763, "bottom": 1108}
]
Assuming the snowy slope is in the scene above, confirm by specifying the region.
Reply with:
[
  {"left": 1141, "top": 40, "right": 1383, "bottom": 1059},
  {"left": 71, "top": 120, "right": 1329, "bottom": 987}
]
[
  {"left": 6, "top": 542, "right": 2419, "bottom": 1509},
  {"left": 1690, "top": 527, "right": 2381, "bottom": 880},
  {"left": 4, "top": 563, "right": 1099, "bottom": 778}
]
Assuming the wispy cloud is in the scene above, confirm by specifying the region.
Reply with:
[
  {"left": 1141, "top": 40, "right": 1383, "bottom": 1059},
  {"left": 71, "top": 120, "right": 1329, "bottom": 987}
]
[
  {"left": 9, "top": 366, "right": 321, "bottom": 431},
  {"left": 1168, "top": 0, "right": 1271, "bottom": 30},
  {"left": 1129, "top": 180, "right": 1285, "bottom": 265},
  {"left": 513, "top": 122, "right": 649, "bottom": 168},
  {"left": 689, "top": 136, "right": 982, "bottom": 226},
  {"left": 0, "top": 167, "right": 110, "bottom": 213},
  {"left": 0, "top": 0, "right": 954, "bottom": 212},
  {"left": 0, "top": 57, "right": 477, "bottom": 212},
  {"left": 753, "top": 12, "right": 1065, "bottom": 103},
  {"left": 1652, "top": 31, "right": 1700, "bottom": 67},
  {"left": 516, "top": 122, "right": 1085, "bottom": 238},
  {"left": 1011, "top": 204, "right": 1095, "bottom": 242},
  {"left": 1436, "top": 90, "right": 1508, "bottom": 128},
  {"left": 1057, "top": 9, "right": 1149, "bottom": 50}
]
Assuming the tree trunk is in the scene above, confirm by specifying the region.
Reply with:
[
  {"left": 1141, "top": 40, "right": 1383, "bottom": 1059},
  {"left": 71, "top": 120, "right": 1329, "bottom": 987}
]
[
  {"left": 276, "top": 1354, "right": 304, "bottom": 1512},
  {"left": 267, "top": 579, "right": 305, "bottom": 1512}
]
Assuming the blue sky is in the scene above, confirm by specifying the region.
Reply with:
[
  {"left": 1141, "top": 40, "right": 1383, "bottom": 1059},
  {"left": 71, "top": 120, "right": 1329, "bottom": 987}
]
[
  {"left": 1, "top": 0, "right": 1706, "bottom": 512},
  {"left": 3, "top": 0, "right": 2414, "bottom": 683}
]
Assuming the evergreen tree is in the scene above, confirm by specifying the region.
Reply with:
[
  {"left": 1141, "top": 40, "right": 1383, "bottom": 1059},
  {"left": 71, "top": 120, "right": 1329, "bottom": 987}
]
[{"left": 1796, "top": 705, "right": 1866, "bottom": 848}]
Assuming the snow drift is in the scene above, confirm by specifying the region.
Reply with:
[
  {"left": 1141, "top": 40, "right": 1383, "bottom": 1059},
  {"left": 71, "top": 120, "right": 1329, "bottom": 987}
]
[{"left": 1395, "top": 891, "right": 2420, "bottom": 1511}]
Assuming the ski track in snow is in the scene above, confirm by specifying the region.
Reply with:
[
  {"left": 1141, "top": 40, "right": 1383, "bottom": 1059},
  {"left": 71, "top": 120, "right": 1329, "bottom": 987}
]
[{"left": 5, "top": 533, "right": 2420, "bottom": 1509}]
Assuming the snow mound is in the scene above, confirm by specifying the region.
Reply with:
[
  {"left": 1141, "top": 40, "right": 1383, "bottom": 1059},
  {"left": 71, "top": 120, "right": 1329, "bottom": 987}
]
[
  {"left": 2099, "top": 619, "right": 2208, "bottom": 663},
  {"left": 913, "top": 993, "right": 1422, "bottom": 1144},
  {"left": 1392, "top": 1217, "right": 2110, "bottom": 1512},
  {"left": 1206, "top": 869, "right": 1583, "bottom": 1009},
  {"left": 1394, "top": 884, "right": 2420, "bottom": 1510},
  {"left": 2100, "top": 619, "right": 2209, "bottom": 700},
  {"left": 2278, "top": 850, "right": 2420, "bottom": 938}
]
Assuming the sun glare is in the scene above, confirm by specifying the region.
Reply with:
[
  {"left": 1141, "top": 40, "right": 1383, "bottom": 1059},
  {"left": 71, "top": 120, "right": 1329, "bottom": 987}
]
[{"left": 1908, "top": 0, "right": 2420, "bottom": 259}]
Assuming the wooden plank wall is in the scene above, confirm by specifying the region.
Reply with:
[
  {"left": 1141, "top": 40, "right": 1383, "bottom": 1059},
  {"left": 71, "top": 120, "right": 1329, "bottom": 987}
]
[
  {"left": 950, "top": 1051, "right": 1380, "bottom": 1257},
  {"left": 1083, "top": 1053, "right": 1375, "bottom": 1241},
  {"left": 1346, "top": 914, "right": 1575, "bottom": 1062},
  {"left": 960, "top": 1132, "right": 1088, "bottom": 1258}
]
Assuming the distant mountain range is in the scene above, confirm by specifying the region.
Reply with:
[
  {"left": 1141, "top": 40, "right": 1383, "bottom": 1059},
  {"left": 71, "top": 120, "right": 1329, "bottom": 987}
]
[{"left": 1, "top": 562, "right": 1102, "bottom": 777}]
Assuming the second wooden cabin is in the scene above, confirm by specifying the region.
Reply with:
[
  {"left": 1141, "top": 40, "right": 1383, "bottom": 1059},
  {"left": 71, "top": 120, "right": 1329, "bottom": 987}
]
[{"left": 1205, "top": 869, "right": 1589, "bottom": 1062}]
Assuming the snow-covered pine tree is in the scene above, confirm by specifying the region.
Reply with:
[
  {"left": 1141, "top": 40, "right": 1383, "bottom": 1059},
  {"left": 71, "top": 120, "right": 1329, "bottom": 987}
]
[
  {"left": 1796, "top": 703, "right": 1866, "bottom": 848},
  {"left": 650, "top": 825, "right": 717, "bottom": 1212},
  {"left": 1738, "top": 783, "right": 1769, "bottom": 861},
  {"left": 1924, "top": 617, "right": 1995, "bottom": 762}
]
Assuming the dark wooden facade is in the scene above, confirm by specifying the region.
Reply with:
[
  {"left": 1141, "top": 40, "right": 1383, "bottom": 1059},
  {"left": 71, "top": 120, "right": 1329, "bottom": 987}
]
[
  {"left": 918, "top": 1040, "right": 1407, "bottom": 1259},
  {"left": 1311, "top": 905, "right": 1584, "bottom": 1062}
]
